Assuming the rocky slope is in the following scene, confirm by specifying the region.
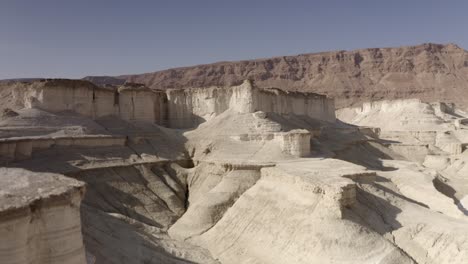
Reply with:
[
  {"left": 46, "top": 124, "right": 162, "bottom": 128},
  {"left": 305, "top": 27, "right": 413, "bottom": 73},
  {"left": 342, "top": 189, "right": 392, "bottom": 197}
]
[
  {"left": 85, "top": 43, "right": 468, "bottom": 109},
  {"left": 1, "top": 79, "right": 468, "bottom": 263}
]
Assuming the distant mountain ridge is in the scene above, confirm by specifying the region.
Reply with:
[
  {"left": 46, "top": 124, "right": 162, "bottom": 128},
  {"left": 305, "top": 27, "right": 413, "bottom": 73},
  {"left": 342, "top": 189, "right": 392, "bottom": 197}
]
[
  {"left": 47, "top": 43, "right": 468, "bottom": 109},
  {"left": 84, "top": 43, "right": 468, "bottom": 109}
]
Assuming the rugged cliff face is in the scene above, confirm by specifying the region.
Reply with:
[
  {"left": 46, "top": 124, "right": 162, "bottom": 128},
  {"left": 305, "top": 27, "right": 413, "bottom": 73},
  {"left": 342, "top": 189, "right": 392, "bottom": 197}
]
[
  {"left": 0, "top": 168, "right": 86, "bottom": 264},
  {"left": 6, "top": 80, "right": 166, "bottom": 124},
  {"left": 85, "top": 43, "right": 468, "bottom": 109},
  {"left": 2, "top": 79, "right": 335, "bottom": 129},
  {"left": 1, "top": 78, "right": 468, "bottom": 263},
  {"left": 165, "top": 80, "right": 335, "bottom": 128}
]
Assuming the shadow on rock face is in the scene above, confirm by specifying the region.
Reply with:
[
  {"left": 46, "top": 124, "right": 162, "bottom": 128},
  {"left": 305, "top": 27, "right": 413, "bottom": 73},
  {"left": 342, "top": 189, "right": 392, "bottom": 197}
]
[
  {"left": 433, "top": 176, "right": 468, "bottom": 215},
  {"left": 81, "top": 205, "right": 217, "bottom": 264},
  {"left": 343, "top": 185, "right": 404, "bottom": 235},
  {"left": 315, "top": 122, "right": 402, "bottom": 171},
  {"left": 344, "top": 180, "right": 433, "bottom": 240}
]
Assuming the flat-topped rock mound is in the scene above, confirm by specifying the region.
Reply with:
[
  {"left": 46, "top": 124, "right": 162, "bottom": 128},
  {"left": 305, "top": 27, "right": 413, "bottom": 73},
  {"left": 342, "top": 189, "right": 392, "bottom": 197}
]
[
  {"left": 0, "top": 168, "right": 87, "bottom": 264},
  {"left": 338, "top": 99, "right": 468, "bottom": 216},
  {"left": 337, "top": 99, "right": 457, "bottom": 131},
  {"left": 0, "top": 108, "right": 110, "bottom": 138},
  {"left": 0, "top": 168, "right": 84, "bottom": 214}
]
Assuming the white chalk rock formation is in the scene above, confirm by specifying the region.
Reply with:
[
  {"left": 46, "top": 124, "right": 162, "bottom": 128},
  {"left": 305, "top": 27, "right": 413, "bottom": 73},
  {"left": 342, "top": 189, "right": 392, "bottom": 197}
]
[
  {"left": 8, "top": 79, "right": 335, "bottom": 129},
  {"left": 11, "top": 79, "right": 166, "bottom": 124},
  {"left": 337, "top": 99, "right": 468, "bottom": 162},
  {"left": 1, "top": 79, "right": 468, "bottom": 264},
  {"left": 166, "top": 80, "right": 336, "bottom": 128},
  {"left": 169, "top": 162, "right": 266, "bottom": 240},
  {"left": 0, "top": 168, "right": 86, "bottom": 264},
  {"left": 186, "top": 160, "right": 414, "bottom": 264}
]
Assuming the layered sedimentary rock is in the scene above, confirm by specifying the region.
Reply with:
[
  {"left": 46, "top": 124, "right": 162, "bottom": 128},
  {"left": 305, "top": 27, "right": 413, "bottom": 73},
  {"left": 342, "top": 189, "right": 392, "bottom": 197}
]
[
  {"left": 0, "top": 168, "right": 86, "bottom": 264},
  {"left": 85, "top": 43, "right": 468, "bottom": 109},
  {"left": 275, "top": 129, "right": 311, "bottom": 157},
  {"left": 338, "top": 99, "right": 468, "bottom": 216},
  {"left": 2, "top": 76, "right": 468, "bottom": 264},
  {"left": 9, "top": 79, "right": 166, "bottom": 124},
  {"left": 4, "top": 79, "right": 335, "bottom": 129},
  {"left": 117, "top": 84, "right": 167, "bottom": 125},
  {"left": 0, "top": 135, "right": 126, "bottom": 162},
  {"left": 337, "top": 99, "right": 468, "bottom": 162},
  {"left": 183, "top": 160, "right": 415, "bottom": 264},
  {"left": 166, "top": 80, "right": 335, "bottom": 128}
]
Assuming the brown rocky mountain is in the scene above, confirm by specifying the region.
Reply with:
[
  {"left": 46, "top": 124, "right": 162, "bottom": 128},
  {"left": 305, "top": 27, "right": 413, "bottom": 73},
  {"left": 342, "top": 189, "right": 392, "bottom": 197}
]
[{"left": 85, "top": 43, "right": 468, "bottom": 108}]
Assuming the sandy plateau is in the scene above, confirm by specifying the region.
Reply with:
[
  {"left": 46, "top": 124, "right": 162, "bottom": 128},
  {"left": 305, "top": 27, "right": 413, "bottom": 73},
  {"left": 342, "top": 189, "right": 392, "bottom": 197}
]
[{"left": 0, "top": 77, "right": 467, "bottom": 264}]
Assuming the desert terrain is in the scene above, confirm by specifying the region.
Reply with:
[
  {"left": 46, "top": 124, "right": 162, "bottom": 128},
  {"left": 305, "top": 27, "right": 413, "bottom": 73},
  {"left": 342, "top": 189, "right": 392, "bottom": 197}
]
[
  {"left": 84, "top": 43, "right": 468, "bottom": 109},
  {"left": 0, "top": 44, "right": 467, "bottom": 264}
]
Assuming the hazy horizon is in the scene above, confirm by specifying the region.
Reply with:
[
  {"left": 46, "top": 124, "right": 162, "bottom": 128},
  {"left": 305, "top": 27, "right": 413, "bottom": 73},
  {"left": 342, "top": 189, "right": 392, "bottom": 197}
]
[{"left": 1, "top": 0, "right": 468, "bottom": 79}]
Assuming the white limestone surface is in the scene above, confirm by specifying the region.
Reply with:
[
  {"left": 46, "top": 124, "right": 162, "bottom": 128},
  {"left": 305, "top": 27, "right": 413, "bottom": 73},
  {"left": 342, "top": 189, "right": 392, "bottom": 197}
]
[{"left": 0, "top": 168, "right": 86, "bottom": 264}]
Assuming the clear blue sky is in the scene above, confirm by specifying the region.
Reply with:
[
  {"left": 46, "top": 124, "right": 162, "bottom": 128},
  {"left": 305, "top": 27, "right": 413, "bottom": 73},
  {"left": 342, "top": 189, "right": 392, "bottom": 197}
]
[{"left": 1, "top": 0, "right": 467, "bottom": 79}]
